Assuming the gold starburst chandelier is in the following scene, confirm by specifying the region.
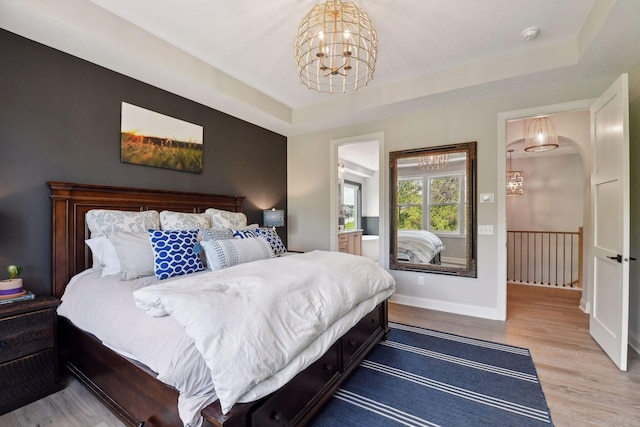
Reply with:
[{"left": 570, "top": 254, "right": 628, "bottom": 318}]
[{"left": 294, "top": 0, "right": 378, "bottom": 94}]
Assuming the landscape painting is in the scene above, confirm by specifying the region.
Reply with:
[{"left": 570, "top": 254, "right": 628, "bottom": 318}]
[{"left": 120, "top": 102, "right": 204, "bottom": 173}]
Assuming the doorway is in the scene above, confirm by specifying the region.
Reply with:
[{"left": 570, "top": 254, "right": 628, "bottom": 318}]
[
  {"left": 330, "top": 132, "right": 385, "bottom": 265},
  {"left": 505, "top": 111, "right": 589, "bottom": 299},
  {"left": 496, "top": 99, "right": 594, "bottom": 320}
]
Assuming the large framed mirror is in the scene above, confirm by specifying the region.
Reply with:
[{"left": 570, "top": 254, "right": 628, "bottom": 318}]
[{"left": 390, "top": 141, "right": 477, "bottom": 277}]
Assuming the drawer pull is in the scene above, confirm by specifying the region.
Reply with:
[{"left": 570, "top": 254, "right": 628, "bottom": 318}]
[
  {"left": 271, "top": 412, "right": 283, "bottom": 423},
  {"left": 371, "top": 318, "right": 378, "bottom": 325},
  {"left": 348, "top": 339, "right": 357, "bottom": 347},
  {"left": 325, "top": 363, "right": 333, "bottom": 372}
]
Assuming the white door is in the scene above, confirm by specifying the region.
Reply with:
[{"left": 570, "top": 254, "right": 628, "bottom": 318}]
[{"left": 590, "top": 74, "right": 630, "bottom": 371}]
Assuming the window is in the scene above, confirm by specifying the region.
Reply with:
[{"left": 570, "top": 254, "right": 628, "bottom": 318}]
[
  {"left": 342, "top": 180, "right": 362, "bottom": 230},
  {"left": 396, "top": 173, "right": 464, "bottom": 234},
  {"left": 397, "top": 177, "right": 423, "bottom": 230},
  {"left": 428, "top": 174, "right": 462, "bottom": 234}
]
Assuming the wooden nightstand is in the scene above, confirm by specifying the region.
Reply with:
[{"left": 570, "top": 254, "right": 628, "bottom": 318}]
[{"left": 0, "top": 296, "right": 62, "bottom": 415}]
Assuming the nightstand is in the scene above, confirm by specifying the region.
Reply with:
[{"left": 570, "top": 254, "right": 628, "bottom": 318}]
[{"left": 0, "top": 296, "right": 62, "bottom": 415}]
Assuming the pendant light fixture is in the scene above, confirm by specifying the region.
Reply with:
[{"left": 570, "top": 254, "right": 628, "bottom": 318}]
[
  {"left": 418, "top": 153, "right": 449, "bottom": 170},
  {"left": 524, "top": 116, "right": 559, "bottom": 152},
  {"left": 294, "top": 0, "right": 378, "bottom": 94}
]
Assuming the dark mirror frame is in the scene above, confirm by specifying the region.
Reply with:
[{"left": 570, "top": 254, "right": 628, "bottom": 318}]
[{"left": 389, "top": 141, "right": 477, "bottom": 277}]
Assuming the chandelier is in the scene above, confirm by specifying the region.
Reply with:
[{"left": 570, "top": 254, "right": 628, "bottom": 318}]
[
  {"left": 506, "top": 149, "right": 524, "bottom": 196},
  {"left": 294, "top": 0, "right": 378, "bottom": 94},
  {"left": 418, "top": 154, "right": 449, "bottom": 170},
  {"left": 524, "top": 116, "right": 559, "bottom": 152}
]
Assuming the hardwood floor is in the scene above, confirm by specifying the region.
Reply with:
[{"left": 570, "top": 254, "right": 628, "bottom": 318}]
[{"left": 1, "top": 284, "right": 638, "bottom": 426}]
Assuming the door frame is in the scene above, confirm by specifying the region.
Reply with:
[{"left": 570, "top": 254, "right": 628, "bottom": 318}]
[
  {"left": 330, "top": 132, "right": 386, "bottom": 266},
  {"left": 497, "top": 99, "right": 595, "bottom": 320}
]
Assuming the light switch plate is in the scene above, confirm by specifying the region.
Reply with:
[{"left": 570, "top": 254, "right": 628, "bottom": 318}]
[
  {"left": 478, "top": 224, "right": 494, "bottom": 235},
  {"left": 480, "top": 193, "right": 494, "bottom": 203}
]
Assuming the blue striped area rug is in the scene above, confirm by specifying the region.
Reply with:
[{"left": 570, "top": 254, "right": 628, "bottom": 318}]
[{"left": 311, "top": 322, "right": 553, "bottom": 426}]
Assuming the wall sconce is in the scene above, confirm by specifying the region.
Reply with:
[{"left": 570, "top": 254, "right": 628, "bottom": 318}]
[{"left": 263, "top": 208, "right": 285, "bottom": 230}]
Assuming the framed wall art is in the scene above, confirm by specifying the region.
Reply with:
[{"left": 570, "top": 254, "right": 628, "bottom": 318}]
[{"left": 120, "top": 102, "right": 203, "bottom": 173}]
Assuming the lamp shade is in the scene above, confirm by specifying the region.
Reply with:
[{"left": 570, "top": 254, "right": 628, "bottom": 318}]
[{"left": 263, "top": 209, "right": 285, "bottom": 228}]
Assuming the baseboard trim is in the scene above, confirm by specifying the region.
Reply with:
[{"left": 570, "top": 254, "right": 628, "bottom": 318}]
[
  {"left": 579, "top": 297, "right": 590, "bottom": 313},
  {"left": 390, "top": 294, "right": 501, "bottom": 320}
]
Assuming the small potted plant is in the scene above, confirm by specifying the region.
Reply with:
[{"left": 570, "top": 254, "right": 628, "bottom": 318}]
[{"left": 0, "top": 265, "right": 24, "bottom": 297}]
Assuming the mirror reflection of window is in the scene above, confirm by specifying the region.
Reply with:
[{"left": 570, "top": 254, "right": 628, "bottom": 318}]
[
  {"left": 398, "top": 177, "right": 423, "bottom": 229},
  {"left": 428, "top": 173, "right": 463, "bottom": 234}
]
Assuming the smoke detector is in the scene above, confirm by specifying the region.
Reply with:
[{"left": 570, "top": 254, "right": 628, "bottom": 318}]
[{"left": 521, "top": 27, "right": 540, "bottom": 41}]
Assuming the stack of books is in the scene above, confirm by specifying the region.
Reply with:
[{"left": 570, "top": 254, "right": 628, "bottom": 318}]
[{"left": 0, "top": 291, "right": 35, "bottom": 305}]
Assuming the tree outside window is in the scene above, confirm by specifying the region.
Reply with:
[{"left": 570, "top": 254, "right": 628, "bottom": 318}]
[
  {"left": 397, "top": 173, "right": 463, "bottom": 233},
  {"left": 429, "top": 175, "right": 460, "bottom": 233},
  {"left": 397, "top": 178, "right": 423, "bottom": 229}
]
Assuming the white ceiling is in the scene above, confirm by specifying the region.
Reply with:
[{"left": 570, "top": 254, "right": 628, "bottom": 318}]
[{"left": 2, "top": 0, "right": 640, "bottom": 136}]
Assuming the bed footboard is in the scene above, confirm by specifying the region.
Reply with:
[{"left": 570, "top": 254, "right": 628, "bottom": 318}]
[{"left": 59, "top": 301, "right": 388, "bottom": 427}]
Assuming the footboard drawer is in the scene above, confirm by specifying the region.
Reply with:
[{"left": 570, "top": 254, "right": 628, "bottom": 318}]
[
  {"left": 342, "top": 306, "right": 382, "bottom": 368},
  {"left": 251, "top": 343, "right": 340, "bottom": 427}
]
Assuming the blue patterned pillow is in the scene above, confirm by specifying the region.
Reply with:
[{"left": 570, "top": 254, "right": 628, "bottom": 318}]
[
  {"left": 253, "top": 228, "right": 287, "bottom": 255},
  {"left": 148, "top": 229, "right": 204, "bottom": 280},
  {"left": 232, "top": 228, "right": 257, "bottom": 239}
]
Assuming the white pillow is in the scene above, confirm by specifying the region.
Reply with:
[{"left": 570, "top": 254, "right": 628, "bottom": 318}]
[
  {"left": 200, "top": 227, "right": 234, "bottom": 241},
  {"left": 85, "top": 236, "right": 121, "bottom": 277},
  {"left": 205, "top": 208, "right": 247, "bottom": 229},
  {"left": 108, "top": 231, "right": 155, "bottom": 280},
  {"left": 159, "top": 211, "right": 212, "bottom": 230},
  {"left": 86, "top": 209, "right": 160, "bottom": 237},
  {"left": 201, "top": 237, "right": 273, "bottom": 270}
]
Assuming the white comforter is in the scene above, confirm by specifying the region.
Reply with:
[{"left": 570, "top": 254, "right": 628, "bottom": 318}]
[
  {"left": 133, "top": 250, "right": 395, "bottom": 415},
  {"left": 57, "top": 269, "right": 216, "bottom": 427},
  {"left": 398, "top": 229, "right": 444, "bottom": 263}
]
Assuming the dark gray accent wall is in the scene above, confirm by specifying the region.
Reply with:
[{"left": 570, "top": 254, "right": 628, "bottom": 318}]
[{"left": 0, "top": 29, "right": 287, "bottom": 295}]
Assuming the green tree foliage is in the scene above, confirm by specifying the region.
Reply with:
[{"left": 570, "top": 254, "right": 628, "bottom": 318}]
[
  {"left": 430, "top": 205, "right": 458, "bottom": 231},
  {"left": 430, "top": 176, "right": 459, "bottom": 231},
  {"left": 397, "top": 179, "right": 422, "bottom": 229},
  {"left": 397, "top": 175, "right": 462, "bottom": 232}
]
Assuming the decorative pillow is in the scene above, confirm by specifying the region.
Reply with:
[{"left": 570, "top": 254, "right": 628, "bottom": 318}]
[
  {"left": 201, "top": 237, "right": 273, "bottom": 270},
  {"left": 201, "top": 227, "right": 234, "bottom": 241},
  {"left": 231, "top": 228, "right": 258, "bottom": 239},
  {"left": 86, "top": 209, "right": 160, "bottom": 237},
  {"left": 85, "top": 236, "right": 121, "bottom": 276},
  {"left": 148, "top": 230, "right": 204, "bottom": 280},
  {"left": 253, "top": 228, "right": 287, "bottom": 255},
  {"left": 108, "top": 231, "right": 155, "bottom": 280},
  {"left": 205, "top": 208, "right": 247, "bottom": 229},
  {"left": 159, "top": 211, "right": 212, "bottom": 231}
]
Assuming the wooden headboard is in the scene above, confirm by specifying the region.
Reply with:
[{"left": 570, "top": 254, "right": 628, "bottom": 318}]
[{"left": 49, "top": 181, "right": 245, "bottom": 298}]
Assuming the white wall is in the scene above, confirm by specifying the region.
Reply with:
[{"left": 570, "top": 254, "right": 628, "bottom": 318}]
[
  {"left": 342, "top": 171, "right": 380, "bottom": 218},
  {"left": 507, "top": 153, "right": 584, "bottom": 232},
  {"left": 362, "top": 171, "right": 380, "bottom": 217},
  {"left": 287, "top": 75, "right": 621, "bottom": 321}
]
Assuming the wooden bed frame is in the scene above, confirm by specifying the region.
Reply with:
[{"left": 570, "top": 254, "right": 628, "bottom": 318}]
[{"left": 49, "top": 181, "right": 389, "bottom": 427}]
